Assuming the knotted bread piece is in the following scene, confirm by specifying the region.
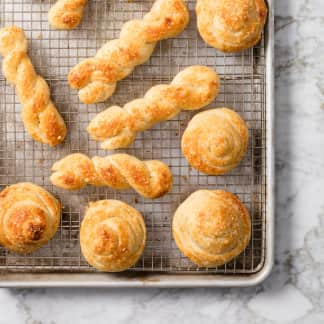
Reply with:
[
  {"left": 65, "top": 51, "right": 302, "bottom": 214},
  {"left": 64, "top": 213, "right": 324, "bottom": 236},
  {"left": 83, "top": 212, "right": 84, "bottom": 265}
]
[
  {"left": 80, "top": 200, "right": 146, "bottom": 272},
  {"left": 182, "top": 108, "right": 248, "bottom": 175},
  {"left": 49, "top": 0, "right": 87, "bottom": 30},
  {"left": 0, "top": 26, "right": 67, "bottom": 146},
  {"left": 87, "top": 65, "right": 220, "bottom": 149},
  {"left": 0, "top": 183, "right": 61, "bottom": 253},
  {"left": 196, "top": 0, "right": 267, "bottom": 52},
  {"left": 68, "top": 0, "right": 189, "bottom": 103},
  {"left": 51, "top": 153, "right": 173, "bottom": 199},
  {"left": 172, "top": 190, "right": 251, "bottom": 267}
]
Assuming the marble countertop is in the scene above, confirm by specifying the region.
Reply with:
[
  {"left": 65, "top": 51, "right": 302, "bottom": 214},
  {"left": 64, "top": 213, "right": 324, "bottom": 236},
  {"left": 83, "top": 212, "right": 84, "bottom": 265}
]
[{"left": 1, "top": 0, "right": 324, "bottom": 323}]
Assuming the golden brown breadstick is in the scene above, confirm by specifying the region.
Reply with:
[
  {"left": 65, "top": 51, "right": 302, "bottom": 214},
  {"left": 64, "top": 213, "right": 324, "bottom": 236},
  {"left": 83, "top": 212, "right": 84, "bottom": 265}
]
[
  {"left": 68, "top": 0, "right": 189, "bottom": 104},
  {"left": 87, "top": 66, "right": 220, "bottom": 149},
  {"left": 48, "top": 0, "right": 87, "bottom": 30},
  {"left": 51, "top": 153, "right": 173, "bottom": 199},
  {"left": 0, "top": 26, "right": 67, "bottom": 146}
]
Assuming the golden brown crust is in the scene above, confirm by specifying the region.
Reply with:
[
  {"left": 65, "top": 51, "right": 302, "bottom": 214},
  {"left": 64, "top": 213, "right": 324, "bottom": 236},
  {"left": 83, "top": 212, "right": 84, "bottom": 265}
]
[
  {"left": 182, "top": 108, "right": 248, "bottom": 175},
  {"left": 0, "top": 183, "right": 61, "bottom": 253},
  {"left": 0, "top": 26, "right": 67, "bottom": 146},
  {"left": 48, "top": 0, "right": 87, "bottom": 30},
  {"left": 196, "top": 0, "right": 267, "bottom": 52},
  {"left": 68, "top": 0, "right": 189, "bottom": 103},
  {"left": 87, "top": 66, "right": 220, "bottom": 149},
  {"left": 50, "top": 153, "right": 173, "bottom": 199},
  {"left": 80, "top": 200, "right": 146, "bottom": 272},
  {"left": 172, "top": 190, "right": 251, "bottom": 267}
]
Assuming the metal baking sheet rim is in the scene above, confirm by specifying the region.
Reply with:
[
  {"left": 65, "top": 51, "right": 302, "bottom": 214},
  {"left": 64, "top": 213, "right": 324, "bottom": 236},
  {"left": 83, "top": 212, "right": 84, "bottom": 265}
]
[{"left": 0, "top": 1, "right": 275, "bottom": 288}]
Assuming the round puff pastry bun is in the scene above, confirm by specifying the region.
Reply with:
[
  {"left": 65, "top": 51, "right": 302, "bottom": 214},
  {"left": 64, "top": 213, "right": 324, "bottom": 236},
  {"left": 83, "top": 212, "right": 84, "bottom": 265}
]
[
  {"left": 196, "top": 0, "right": 268, "bottom": 52},
  {"left": 0, "top": 183, "right": 61, "bottom": 253},
  {"left": 182, "top": 108, "right": 248, "bottom": 175},
  {"left": 172, "top": 190, "right": 251, "bottom": 267},
  {"left": 80, "top": 200, "right": 146, "bottom": 272}
]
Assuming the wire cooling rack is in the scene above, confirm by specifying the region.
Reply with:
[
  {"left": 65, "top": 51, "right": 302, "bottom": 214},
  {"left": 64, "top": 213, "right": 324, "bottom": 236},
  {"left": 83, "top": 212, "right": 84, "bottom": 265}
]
[{"left": 0, "top": 0, "right": 267, "bottom": 274}]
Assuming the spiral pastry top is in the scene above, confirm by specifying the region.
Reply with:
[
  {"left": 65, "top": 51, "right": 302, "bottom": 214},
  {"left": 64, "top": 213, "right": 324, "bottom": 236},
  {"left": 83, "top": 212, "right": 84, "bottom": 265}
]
[
  {"left": 0, "top": 26, "right": 67, "bottom": 146},
  {"left": 80, "top": 200, "right": 146, "bottom": 272},
  {"left": 0, "top": 183, "right": 61, "bottom": 253},
  {"left": 182, "top": 108, "right": 248, "bottom": 175},
  {"left": 48, "top": 0, "right": 87, "bottom": 30},
  {"left": 51, "top": 153, "right": 173, "bottom": 199},
  {"left": 196, "top": 0, "right": 267, "bottom": 52},
  {"left": 172, "top": 190, "right": 251, "bottom": 267},
  {"left": 68, "top": 0, "right": 189, "bottom": 104},
  {"left": 87, "top": 66, "right": 220, "bottom": 149}
]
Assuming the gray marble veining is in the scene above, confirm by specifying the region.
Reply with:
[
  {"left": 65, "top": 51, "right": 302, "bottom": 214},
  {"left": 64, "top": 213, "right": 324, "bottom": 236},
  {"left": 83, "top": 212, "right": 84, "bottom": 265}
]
[{"left": 1, "top": 0, "right": 324, "bottom": 323}]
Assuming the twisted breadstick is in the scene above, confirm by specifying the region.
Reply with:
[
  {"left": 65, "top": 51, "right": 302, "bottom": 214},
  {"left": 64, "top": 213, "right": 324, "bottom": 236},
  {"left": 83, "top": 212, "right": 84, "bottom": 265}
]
[
  {"left": 87, "top": 65, "right": 220, "bottom": 149},
  {"left": 68, "top": 0, "right": 189, "bottom": 104},
  {"left": 51, "top": 153, "right": 173, "bottom": 198},
  {"left": 48, "top": 0, "right": 87, "bottom": 30},
  {"left": 0, "top": 26, "right": 67, "bottom": 146}
]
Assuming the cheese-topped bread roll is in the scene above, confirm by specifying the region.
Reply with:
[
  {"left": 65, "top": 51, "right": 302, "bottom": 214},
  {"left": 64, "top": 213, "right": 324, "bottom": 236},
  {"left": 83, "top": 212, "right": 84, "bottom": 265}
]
[
  {"left": 196, "top": 0, "right": 267, "bottom": 52},
  {"left": 172, "top": 190, "right": 251, "bottom": 267},
  {"left": 0, "top": 183, "right": 61, "bottom": 253},
  {"left": 80, "top": 200, "right": 146, "bottom": 272},
  {"left": 182, "top": 108, "right": 248, "bottom": 175}
]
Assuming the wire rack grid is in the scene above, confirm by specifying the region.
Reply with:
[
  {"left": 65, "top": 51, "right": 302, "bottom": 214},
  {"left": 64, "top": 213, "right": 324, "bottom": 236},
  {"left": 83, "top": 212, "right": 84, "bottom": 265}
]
[{"left": 0, "top": 0, "right": 267, "bottom": 274}]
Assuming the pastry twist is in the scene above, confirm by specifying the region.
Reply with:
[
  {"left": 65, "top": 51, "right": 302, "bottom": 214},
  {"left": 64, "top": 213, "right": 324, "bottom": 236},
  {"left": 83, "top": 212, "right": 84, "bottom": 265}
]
[
  {"left": 196, "top": 0, "right": 267, "bottom": 52},
  {"left": 87, "top": 66, "right": 220, "bottom": 149},
  {"left": 68, "top": 0, "right": 190, "bottom": 103},
  {"left": 80, "top": 200, "right": 146, "bottom": 272},
  {"left": 48, "top": 0, "right": 87, "bottom": 30},
  {"left": 182, "top": 108, "right": 248, "bottom": 175},
  {"left": 172, "top": 190, "right": 251, "bottom": 267},
  {"left": 0, "top": 183, "right": 61, "bottom": 253},
  {"left": 0, "top": 26, "right": 67, "bottom": 146},
  {"left": 51, "top": 153, "right": 173, "bottom": 199}
]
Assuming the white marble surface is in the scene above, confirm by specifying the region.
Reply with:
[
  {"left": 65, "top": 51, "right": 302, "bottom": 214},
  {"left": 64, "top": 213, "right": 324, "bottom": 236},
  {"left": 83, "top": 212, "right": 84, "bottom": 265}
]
[{"left": 1, "top": 0, "right": 324, "bottom": 323}]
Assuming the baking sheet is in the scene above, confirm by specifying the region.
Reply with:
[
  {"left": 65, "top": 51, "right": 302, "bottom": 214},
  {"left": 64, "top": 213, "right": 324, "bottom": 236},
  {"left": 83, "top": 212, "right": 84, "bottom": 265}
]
[{"left": 0, "top": 0, "right": 272, "bottom": 283}]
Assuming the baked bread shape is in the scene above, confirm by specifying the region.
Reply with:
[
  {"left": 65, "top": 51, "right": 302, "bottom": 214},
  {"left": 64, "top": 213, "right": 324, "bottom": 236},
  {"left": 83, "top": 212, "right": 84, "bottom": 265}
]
[
  {"left": 196, "top": 0, "right": 267, "bottom": 52},
  {"left": 80, "top": 200, "right": 146, "bottom": 272},
  {"left": 48, "top": 0, "right": 87, "bottom": 30},
  {"left": 172, "top": 190, "right": 251, "bottom": 267},
  {"left": 68, "top": 0, "right": 190, "bottom": 103},
  {"left": 50, "top": 153, "right": 173, "bottom": 199},
  {"left": 0, "top": 183, "right": 61, "bottom": 253},
  {"left": 87, "top": 66, "right": 220, "bottom": 149},
  {"left": 181, "top": 108, "right": 248, "bottom": 175},
  {"left": 0, "top": 26, "right": 67, "bottom": 146}
]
